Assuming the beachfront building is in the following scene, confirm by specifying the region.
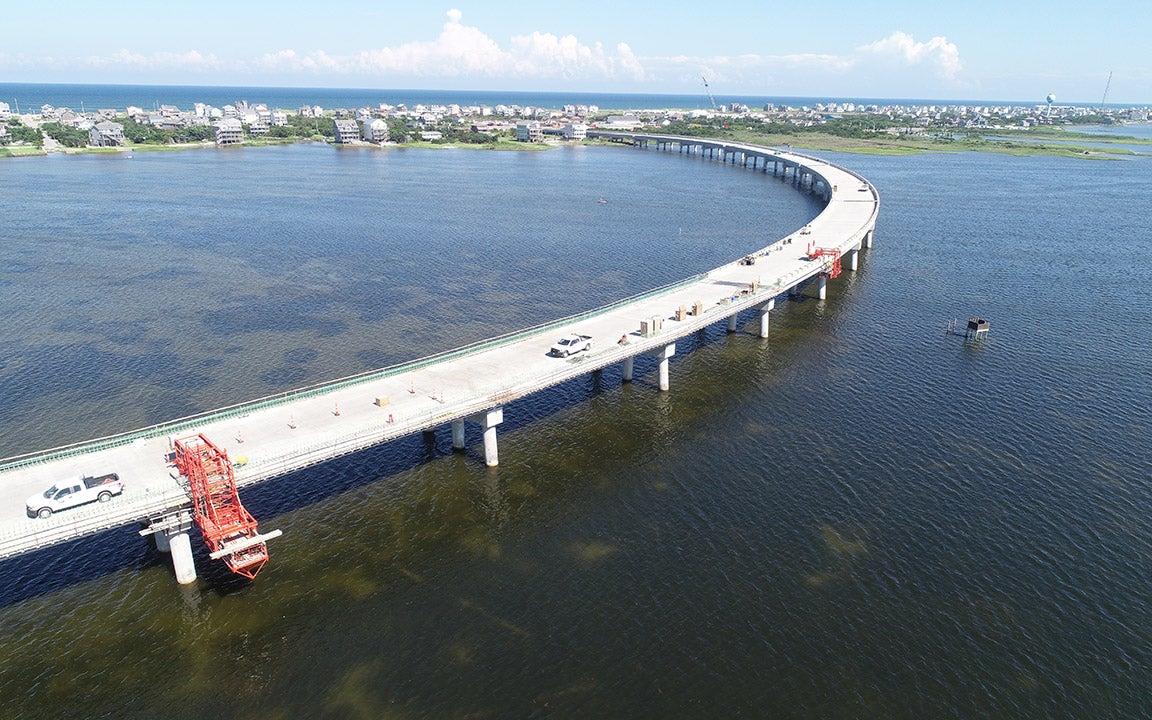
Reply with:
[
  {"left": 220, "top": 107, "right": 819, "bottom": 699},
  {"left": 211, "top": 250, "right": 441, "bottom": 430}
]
[
  {"left": 333, "top": 119, "right": 360, "bottom": 144},
  {"left": 363, "top": 118, "right": 389, "bottom": 143},
  {"left": 562, "top": 122, "right": 588, "bottom": 141},
  {"left": 0, "top": 125, "right": 10, "bottom": 144},
  {"left": 214, "top": 118, "right": 243, "bottom": 145},
  {"left": 601, "top": 115, "right": 642, "bottom": 130},
  {"left": 515, "top": 121, "right": 543, "bottom": 143},
  {"left": 0, "top": 102, "right": 10, "bottom": 121},
  {"left": 271, "top": 110, "right": 288, "bottom": 127},
  {"left": 89, "top": 121, "right": 126, "bottom": 147}
]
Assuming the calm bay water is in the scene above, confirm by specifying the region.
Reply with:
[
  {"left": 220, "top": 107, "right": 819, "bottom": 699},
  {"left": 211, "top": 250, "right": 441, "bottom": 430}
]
[{"left": 1, "top": 140, "right": 1150, "bottom": 719}]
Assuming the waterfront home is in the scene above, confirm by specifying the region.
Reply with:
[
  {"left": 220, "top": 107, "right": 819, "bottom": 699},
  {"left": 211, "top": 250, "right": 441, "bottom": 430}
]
[
  {"left": 214, "top": 118, "right": 243, "bottom": 145},
  {"left": 0, "top": 102, "right": 10, "bottom": 121},
  {"left": 0, "top": 125, "right": 10, "bottom": 143},
  {"left": 419, "top": 131, "right": 443, "bottom": 141},
  {"left": 271, "top": 110, "right": 288, "bottom": 127},
  {"left": 601, "top": 115, "right": 642, "bottom": 130},
  {"left": 562, "top": 122, "right": 588, "bottom": 141},
  {"left": 363, "top": 118, "right": 389, "bottom": 143},
  {"left": 89, "top": 121, "right": 125, "bottom": 147},
  {"left": 333, "top": 119, "right": 360, "bottom": 144},
  {"left": 515, "top": 121, "right": 543, "bottom": 142}
]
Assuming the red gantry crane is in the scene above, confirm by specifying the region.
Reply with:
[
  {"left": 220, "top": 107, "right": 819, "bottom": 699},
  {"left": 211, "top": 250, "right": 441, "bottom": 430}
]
[
  {"left": 172, "top": 433, "right": 280, "bottom": 579},
  {"left": 806, "top": 241, "right": 842, "bottom": 279}
]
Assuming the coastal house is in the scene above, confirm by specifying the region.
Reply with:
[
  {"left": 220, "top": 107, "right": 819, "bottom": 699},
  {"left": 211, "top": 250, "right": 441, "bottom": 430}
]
[
  {"left": 515, "top": 121, "right": 543, "bottom": 143},
  {"left": 363, "top": 118, "right": 389, "bottom": 143},
  {"left": 562, "top": 122, "right": 588, "bottom": 141},
  {"left": 214, "top": 117, "right": 243, "bottom": 145},
  {"left": 247, "top": 121, "right": 269, "bottom": 137},
  {"left": 333, "top": 118, "right": 360, "bottom": 144},
  {"left": 89, "top": 121, "right": 126, "bottom": 147},
  {"left": 601, "top": 115, "right": 642, "bottom": 130},
  {"left": 271, "top": 110, "right": 288, "bottom": 127},
  {"left": 0, "top": 102, "right": 10, "bottom": 121},
  {"left": 419, "top": 131, "right": 443, "bottom": 141},
  {"left": 0, "top": 125, "right": 10, "bottom": 144}
]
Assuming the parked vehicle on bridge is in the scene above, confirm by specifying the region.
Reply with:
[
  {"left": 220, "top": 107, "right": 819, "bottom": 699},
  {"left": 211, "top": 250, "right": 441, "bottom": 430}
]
[
  {"left": 549, "top": 333, "right": 593, "bottom": 358},
  {"left": 26, "top": 473, "right": 124, "bottom": 519}
]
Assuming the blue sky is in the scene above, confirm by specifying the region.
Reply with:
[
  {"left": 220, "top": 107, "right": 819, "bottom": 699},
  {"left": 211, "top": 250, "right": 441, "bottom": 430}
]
[{"left": 3, "top": 1, "right": 1149, "bottom": 103}]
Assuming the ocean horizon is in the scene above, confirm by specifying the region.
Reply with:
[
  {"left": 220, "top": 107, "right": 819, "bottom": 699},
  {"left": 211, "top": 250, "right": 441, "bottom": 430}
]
[{"left": 2, "top": 81, "right": 1145, "bottom": 114}]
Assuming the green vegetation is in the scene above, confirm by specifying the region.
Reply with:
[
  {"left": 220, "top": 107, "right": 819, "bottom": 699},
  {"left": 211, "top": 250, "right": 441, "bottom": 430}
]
[
  {"left": 41, "top": 122, "right": 89, "bottom": 148},
  {"left": 644, "top": 115, "right": 1151, "bottom": 158},
  {"left": 121, "top": 118, "right": 216, "bottom": 145},
  {"left": 5, "top": 120, "right": 44, "bottom": 146}
]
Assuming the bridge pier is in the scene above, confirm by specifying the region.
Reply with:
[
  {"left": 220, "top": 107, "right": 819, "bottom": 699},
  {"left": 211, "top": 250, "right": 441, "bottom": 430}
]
[
  {"left": 727, "top": 313, "right": 739, "bottom": 333},
  {"left": 622, "top": 355, "right": 634, "bottom": 383},
  {"left": 471, "top": 407, "right": 504, "bottom": 467},
  {"left": 861, "top": 230, "right": 874, "bottom": 249},
  {"left": 451, "top": 419, "right": 466, "bottom": 451},
  {"left": 844, "top": 248, "right": 859, "bottom": 272},
  {"left": 168, "top": 530, "right": 197, "bottom": 585},
  {"left": 816, "top": 275, "right": 828, "bottom": 300},
  {"left": 652, "top": 343, "right": 676, "bottom": 391},
  {"left": 141, "top": 511, "right": 197, "bottom": 584},
  {"left": 757, "top": 298, "right": 775, "bottom": 338}
]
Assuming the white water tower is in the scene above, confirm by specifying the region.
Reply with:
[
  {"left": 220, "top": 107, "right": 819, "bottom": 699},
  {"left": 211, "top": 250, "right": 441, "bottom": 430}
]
[{"left": 1046, "top": 93, "right": 1056, "bottom": 117}]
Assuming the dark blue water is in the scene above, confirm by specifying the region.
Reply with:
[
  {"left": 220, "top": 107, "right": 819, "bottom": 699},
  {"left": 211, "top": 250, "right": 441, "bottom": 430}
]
[{"left": 1, "top": 141, "right": 1150, "bottom": 719}]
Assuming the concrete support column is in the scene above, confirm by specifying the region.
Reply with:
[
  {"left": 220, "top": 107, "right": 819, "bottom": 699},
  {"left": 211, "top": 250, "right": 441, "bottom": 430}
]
[
  {"left": 154, "top": 528, "right": 171, "bottom": 553},
  {"left": 471, "top": 407, "right": 504, "bottom": 467},
  {"left": 727, "top": 313, "right": 739, "bottom": 333},
  {"left": 862, "top": 230, "right": 873, "bottom": 249},
  {"left": 451, "top": 419, "right": 466, "bottom": 452},
  {"left": 816, "top": 275, "right": 828, "bottom": 300},
  {"left": 844, "top": 248, "right": 859, "bottom": 272},
  {"left": 168, "top": 530, "right": 196, "bottom": 585},
  {"left": 757, "top": 299, "right": 775, "bottom": 338},
  {"left": 622, "top": 356, "right": 634, "bottom": 383},
  {"left": 651, "top": 343, "right": 676, "bottom": 392}
]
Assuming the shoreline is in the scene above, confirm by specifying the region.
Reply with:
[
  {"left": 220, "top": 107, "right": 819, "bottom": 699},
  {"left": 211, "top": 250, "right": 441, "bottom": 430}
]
[{"left": 5, "top": 106, "right": 1151, "bottom": 159}]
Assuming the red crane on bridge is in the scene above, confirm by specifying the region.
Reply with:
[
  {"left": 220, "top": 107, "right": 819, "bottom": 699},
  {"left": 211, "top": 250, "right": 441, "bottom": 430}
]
[
  {"left": 806, "top": 241, "right": 842, "bottom": 279},
  {"left": 172, "top": 433, "right": 278, "bottom": 579}
]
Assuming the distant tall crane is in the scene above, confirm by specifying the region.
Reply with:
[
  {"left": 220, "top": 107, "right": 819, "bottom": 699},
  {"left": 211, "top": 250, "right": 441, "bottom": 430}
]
[
  {"left": 1100, "top": 71, "right": 1113, "bottom": 111},
  {"left": 702, "top": 76, "right": 717, "bottom": 110}
]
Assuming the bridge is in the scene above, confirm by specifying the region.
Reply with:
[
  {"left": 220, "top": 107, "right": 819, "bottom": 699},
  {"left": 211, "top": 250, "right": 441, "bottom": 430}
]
[{"left": 0, "top": 134, "right": 879, "bottom": 584}]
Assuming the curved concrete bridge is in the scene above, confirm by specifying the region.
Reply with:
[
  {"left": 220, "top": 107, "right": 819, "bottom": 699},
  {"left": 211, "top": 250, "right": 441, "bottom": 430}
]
[{"left": 0, "top": 135, "right": 879, "bottom": 582}]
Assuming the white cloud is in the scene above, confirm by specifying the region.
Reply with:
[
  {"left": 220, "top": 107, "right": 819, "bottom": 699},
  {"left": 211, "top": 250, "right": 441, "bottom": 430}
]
[
  {"left": 84, "top": 49, "right": 221, "bottom": 72},
  {"left": 1, "top": 12, "right": 967, "bottom": 96},
  {"left": 858, "top": 31, "right": 962, "bottom": 79},
  {"left": 251, "top": 10, "right": 645, "bottom": 83}
]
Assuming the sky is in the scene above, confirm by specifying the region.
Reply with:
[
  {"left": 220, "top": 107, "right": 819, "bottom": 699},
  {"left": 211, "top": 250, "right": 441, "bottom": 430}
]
[{"left": 2, "top": 1, "right": 1149, "bottom": 104}]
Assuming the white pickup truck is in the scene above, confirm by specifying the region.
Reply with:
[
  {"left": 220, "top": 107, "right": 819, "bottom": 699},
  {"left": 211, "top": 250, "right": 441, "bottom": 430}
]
[
  {"left": 26, "top": 473, "right": 124, "bottom": 519},
  {"left": 549, "top": 333, "right": 593, "bottom": 358}
]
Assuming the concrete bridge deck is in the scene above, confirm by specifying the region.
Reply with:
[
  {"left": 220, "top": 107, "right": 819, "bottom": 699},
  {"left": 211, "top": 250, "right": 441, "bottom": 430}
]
[{"left": 0, "top": 135, "right": 879, "bottom": 571}]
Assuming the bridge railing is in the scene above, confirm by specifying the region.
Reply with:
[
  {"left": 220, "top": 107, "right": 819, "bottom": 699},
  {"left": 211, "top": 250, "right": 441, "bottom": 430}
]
[{"left": 0, "top": 272, "right": 710, "bottom": 475}]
